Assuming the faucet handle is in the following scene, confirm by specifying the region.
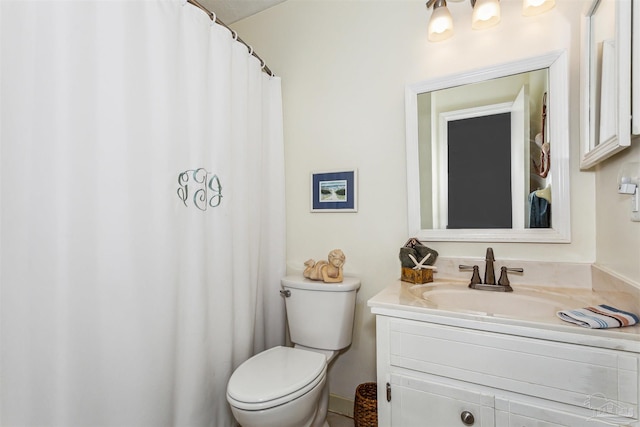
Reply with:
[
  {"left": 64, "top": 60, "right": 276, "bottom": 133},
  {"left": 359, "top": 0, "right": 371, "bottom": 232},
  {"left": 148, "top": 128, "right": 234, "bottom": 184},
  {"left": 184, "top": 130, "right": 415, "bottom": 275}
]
[
  {"left": 459, "top": 265, "right": 482, "bottom": 286},
  {"left": 497, "top": 267, "right": 524, "bottom": 287}
]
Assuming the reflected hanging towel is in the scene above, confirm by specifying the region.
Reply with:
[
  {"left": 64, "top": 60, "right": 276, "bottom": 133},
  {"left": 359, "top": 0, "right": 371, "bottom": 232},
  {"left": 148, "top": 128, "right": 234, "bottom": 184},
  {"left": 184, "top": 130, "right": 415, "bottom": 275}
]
[
  {"left": 557, "top": 305, "right": 639, "bottom": 328},
  {"left": 528, "top": 192, "right": 550, "bottom": 228}
]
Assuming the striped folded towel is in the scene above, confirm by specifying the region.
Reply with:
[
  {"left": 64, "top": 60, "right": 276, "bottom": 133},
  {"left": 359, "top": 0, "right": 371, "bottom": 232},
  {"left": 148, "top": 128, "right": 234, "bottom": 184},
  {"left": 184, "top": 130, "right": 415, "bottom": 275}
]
[{"left": 557, "top": 305, "right": 639, "bottom": 329}]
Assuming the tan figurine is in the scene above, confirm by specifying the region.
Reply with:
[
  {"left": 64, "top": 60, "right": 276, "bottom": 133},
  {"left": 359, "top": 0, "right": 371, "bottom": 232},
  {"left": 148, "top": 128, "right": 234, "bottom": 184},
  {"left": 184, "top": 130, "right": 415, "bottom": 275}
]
[{"left": 303, "top": 249, "right": 345, "bottom": 283}]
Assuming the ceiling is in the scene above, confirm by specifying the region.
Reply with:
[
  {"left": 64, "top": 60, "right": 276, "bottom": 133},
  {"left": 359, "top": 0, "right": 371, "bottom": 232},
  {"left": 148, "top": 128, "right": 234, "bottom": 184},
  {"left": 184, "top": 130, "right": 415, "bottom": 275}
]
[{"left": 199, "top": 0, "right": 287, "bottom": 24}]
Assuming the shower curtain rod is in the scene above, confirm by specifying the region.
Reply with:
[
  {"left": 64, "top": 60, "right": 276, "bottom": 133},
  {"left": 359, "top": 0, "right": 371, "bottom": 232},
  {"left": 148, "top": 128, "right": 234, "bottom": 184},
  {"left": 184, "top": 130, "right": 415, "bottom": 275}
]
[{"left": 187, "top": 0, "right": 275, "bottom": 77}]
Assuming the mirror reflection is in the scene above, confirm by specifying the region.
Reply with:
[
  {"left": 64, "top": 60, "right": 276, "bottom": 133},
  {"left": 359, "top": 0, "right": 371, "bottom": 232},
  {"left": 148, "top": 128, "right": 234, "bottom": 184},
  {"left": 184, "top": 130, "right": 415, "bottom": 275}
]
[
  {"left": 417, "top": 69, "right": 551, "bottom": 230},
  {"left": 405, "top": 51, "right": 571, "bottom": 243}
]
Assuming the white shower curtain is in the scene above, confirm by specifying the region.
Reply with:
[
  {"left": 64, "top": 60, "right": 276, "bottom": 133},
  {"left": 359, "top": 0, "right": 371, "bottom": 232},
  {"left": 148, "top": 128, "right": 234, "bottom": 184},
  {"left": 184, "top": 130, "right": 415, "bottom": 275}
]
[{"left": 0, "top": 1, "right": 286, "bottom": 426}]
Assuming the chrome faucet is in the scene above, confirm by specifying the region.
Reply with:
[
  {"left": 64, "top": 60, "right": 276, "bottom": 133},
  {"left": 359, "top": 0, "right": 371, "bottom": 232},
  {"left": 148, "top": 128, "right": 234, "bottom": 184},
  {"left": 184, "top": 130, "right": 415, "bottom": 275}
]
[{"left": 459, "top": 248, "right": 522, "bottom": 292}]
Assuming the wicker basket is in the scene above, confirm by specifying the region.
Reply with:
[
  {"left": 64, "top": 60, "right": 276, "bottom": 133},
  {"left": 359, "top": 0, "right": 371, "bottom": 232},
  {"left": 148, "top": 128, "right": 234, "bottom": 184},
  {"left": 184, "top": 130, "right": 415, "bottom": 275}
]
[{"left": 354, "top": 382, "right": 378, "bottom": 427}]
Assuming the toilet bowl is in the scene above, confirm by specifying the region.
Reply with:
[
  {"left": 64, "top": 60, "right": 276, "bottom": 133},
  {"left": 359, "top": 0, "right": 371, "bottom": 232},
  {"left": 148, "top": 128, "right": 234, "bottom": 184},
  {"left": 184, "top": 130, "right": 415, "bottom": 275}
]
[
  {"left": 226, "top": 276, "right": 360, "bottom": 427},
  {"left": 226, "top": 346, "right": 328, "bottom": 427}
]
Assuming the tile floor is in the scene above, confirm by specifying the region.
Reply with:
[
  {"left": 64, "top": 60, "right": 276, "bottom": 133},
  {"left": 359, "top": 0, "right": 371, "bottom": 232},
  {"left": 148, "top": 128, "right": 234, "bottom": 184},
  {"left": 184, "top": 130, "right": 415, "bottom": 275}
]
[{"left": 327, "top": 412, "right": 354, "bottom": 427}]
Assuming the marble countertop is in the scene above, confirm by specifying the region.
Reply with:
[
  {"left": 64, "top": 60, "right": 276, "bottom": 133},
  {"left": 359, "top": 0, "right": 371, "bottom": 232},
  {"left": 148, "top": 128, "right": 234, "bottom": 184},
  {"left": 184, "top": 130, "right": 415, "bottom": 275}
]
[{"left": 368, "top": 280, "right": 640, "bottom": 353}]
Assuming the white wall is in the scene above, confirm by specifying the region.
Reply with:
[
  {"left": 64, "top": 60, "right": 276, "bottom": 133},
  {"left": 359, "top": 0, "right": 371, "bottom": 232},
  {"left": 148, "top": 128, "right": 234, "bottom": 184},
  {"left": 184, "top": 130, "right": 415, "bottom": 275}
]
[
  {"left": 595, "top": 141, "right": 640, "bottom": 283},
  {"left": 233, "top": 0, "right": 596, "bottom": 402}
]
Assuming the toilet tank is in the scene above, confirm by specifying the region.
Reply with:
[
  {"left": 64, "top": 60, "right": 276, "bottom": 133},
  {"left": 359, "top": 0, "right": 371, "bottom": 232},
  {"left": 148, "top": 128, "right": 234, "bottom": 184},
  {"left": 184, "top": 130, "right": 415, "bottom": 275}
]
[{"left": 281, "top": 276, "right": 360, "bottom": 351}]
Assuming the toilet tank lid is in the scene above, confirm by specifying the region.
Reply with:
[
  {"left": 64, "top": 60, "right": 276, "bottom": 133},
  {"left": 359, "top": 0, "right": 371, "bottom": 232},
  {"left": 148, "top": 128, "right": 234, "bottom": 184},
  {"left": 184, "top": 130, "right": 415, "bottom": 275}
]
[
  {"left": 281, "top": 275, "right": 360, "bottom": 292},
  {"left": 227, "top": 346, "right": 326, "bottom": 406}
]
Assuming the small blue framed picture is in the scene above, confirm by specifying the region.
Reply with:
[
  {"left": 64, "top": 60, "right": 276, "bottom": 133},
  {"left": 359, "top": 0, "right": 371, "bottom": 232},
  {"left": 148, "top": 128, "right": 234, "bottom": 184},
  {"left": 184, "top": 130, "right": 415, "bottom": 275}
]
[{"left": 310, "top": 169, "right": 358, "bottom": 212}]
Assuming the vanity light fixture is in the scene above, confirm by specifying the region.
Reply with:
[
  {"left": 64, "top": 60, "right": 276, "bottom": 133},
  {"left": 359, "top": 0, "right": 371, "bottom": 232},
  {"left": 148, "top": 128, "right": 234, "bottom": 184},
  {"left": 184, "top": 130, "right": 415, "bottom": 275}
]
[
  {"left": 522, "top": 0, "right": 556, "bottom": 17},
  {"left": 426, "top": 0, "right": 555, "bottom": 42},
  {"left": 427, "top": 0, "right": 454, "bottom": 42},
  {"left": 471, "top": 0, "right": 501, "bottom": 30}
]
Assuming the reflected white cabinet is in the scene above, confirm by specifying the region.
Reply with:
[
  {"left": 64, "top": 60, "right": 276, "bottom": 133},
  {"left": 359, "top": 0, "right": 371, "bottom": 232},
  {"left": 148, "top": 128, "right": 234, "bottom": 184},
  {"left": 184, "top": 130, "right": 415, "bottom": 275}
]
[{"left": 374, "top": 316, "right": 639, "bottom": 427}]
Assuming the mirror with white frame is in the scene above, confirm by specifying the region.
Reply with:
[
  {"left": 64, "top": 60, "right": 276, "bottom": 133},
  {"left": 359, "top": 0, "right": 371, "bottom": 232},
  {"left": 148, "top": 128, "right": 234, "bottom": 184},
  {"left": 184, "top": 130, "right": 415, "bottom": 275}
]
[
  {"left": 580, "top": 0, "right": 634, "bottom": 169},
  {"left": 406, "top": 51, "right": 570, "bottom": 242}
]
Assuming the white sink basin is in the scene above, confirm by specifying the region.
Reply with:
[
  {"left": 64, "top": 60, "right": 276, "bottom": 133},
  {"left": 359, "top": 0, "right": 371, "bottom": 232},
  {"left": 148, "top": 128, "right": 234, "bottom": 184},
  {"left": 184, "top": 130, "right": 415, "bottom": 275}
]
[{"left": 416, "top": 283, "right": 589, "bottom": 319}]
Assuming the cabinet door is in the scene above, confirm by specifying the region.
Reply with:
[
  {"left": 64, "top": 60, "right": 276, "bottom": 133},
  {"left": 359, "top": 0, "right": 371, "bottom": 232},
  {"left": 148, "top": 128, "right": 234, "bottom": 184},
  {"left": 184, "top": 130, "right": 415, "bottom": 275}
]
[
  {"left": 390, "top": 374, "right": 495, "bottom": 426},
  {"left": 498, "top": 400, "right": 636, "bottom": 427}
]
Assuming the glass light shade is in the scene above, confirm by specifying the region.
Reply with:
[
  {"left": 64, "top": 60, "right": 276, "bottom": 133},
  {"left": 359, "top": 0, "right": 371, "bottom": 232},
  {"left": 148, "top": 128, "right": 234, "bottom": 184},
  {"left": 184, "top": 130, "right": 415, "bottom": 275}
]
[
  {"left": 522, "top": 0, "right": 555, "bottom": 16},
  {"left": 428, "top": 4, "right": 454, "bottom": 42},
  {"left": 471, "top": 0, "right": 501, "bottom": 30}
]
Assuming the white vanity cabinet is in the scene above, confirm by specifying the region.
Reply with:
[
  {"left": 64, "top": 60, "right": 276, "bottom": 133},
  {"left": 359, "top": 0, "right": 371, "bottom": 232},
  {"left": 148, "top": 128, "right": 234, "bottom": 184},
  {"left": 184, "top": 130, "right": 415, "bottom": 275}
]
[
  {"left": 390, "top": 373, "right": 495, "bottom": 426},
  {"left": 495, "top": 399, "right": 628, "bottom": 426},
  {"left": 374, "top": 315, "right": 639, "bottom": 427}
]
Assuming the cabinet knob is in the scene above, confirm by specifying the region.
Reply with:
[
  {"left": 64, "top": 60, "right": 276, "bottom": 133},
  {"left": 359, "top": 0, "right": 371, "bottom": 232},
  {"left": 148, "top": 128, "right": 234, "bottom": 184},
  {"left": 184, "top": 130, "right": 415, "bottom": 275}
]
[{"left": 460, "top": 410, "right": 475, "bottom": 426}]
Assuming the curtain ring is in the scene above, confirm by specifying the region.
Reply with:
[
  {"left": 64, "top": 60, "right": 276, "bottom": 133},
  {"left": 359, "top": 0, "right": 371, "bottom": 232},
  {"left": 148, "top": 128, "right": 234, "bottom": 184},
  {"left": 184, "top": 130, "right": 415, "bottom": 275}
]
[
  {"left": 231, "top": 30, "right": 238, "bottom": 40},
  {"left": 247, "top": 45, "right": 254, "bottom": 56},
  {"left": 210, "top": 11, "right": 216, "bottom": 23},
  {"left": 260, "top": 59, "right": 266, "bottom": 69}
]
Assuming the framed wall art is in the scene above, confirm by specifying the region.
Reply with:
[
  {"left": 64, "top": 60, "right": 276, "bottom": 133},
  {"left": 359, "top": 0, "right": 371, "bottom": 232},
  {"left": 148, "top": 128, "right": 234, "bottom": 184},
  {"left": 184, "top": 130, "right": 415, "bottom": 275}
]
[{"left": 310, "top": 169, "right": 358, "bottom": 212}]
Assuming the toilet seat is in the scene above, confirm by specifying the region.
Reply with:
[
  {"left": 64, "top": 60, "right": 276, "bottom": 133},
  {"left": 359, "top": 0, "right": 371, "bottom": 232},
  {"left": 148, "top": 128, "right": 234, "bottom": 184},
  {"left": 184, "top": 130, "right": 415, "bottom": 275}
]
[{"left": 227, "top": 346, "right": 327, "bottom": 411}]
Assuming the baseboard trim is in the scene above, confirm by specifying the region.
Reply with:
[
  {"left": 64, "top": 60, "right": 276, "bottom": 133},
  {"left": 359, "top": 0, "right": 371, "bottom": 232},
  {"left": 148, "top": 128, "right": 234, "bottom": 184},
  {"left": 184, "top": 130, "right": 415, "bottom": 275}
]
[{"left": 329, "top": 393, "right": 354, "bottom": 418}]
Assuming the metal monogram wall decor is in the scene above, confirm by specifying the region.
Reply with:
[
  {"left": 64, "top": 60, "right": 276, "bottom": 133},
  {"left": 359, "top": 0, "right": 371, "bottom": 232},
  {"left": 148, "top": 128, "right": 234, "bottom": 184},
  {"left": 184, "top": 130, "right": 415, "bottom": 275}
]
[{"left": 177, "top": 168, "right": 222, "bottom": 211}]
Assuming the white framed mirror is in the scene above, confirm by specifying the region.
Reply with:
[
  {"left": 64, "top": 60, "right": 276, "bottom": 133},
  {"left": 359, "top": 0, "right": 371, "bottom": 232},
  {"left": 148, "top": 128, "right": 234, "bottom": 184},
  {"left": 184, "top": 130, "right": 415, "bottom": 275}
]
[
  {"left": 406, "top": 50, "right": 570, "bottom": 243},
  {"left": 580, "top": 0, "right": 633, "bottom": 169}
]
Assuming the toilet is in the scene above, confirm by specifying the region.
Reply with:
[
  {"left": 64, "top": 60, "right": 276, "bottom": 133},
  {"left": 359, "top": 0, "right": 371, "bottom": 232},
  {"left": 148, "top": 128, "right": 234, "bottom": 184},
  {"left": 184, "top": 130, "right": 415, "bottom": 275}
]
[{"left": 226, "top": 275, "right": 361, "bottom": 427}]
